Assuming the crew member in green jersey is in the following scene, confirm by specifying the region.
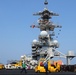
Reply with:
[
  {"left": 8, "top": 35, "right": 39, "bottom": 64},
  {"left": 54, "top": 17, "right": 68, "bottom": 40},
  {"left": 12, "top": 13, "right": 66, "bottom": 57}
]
[{"left": 20, "top": 61, "right": 27, "bottom": 73}]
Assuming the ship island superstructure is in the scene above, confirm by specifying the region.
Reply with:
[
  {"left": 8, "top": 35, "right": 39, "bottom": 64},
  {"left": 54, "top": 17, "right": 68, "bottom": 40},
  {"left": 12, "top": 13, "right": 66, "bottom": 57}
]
[{"left": 31, "top": 0, "right": 76, "bottom": 65}]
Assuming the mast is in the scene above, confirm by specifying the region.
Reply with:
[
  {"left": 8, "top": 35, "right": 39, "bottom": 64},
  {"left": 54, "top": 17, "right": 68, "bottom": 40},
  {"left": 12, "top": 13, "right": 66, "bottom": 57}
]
[{"left": 31, "top": 0, "right": 62, "bottom": 60}]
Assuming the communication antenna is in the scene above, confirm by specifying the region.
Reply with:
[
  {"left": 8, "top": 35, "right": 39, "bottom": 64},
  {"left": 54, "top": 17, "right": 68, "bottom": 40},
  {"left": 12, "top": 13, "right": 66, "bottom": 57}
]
[{"left": 44, "top": 0, "right": 48, "bottom": 8}]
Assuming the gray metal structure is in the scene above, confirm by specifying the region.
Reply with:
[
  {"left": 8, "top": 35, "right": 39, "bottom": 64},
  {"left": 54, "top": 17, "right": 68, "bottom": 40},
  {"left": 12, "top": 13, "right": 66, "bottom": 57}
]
[{"left": 31, "top": 0, "right": 76, "bottom": 65}]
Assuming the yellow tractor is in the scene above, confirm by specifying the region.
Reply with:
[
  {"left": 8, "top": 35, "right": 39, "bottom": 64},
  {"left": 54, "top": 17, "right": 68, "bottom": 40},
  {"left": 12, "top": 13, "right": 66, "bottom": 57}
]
[
  {"left": 35, "top": 58, "right": 46, "bottom": 72},
  {"left": 35, "top": 59, "right": 61, "bottom": 73},
  {"left": 48, "top": 60, "right": 61, "bottom": 72},
  {"left": 10, "top": 60, "right": 22, "bottom": 69},
  {"left": 0, "top": 64, "right": 5, "bottom": 70}
]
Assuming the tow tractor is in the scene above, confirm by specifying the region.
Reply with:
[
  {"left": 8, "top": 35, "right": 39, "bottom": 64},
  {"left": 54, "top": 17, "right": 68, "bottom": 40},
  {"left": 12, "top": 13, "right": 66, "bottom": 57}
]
[{"left": 35, "top": 54, "right": 62, "bottom": 73}]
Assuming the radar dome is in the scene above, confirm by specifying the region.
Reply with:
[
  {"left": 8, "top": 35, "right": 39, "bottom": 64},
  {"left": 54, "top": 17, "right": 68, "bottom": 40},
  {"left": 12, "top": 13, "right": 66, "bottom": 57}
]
[
  {"left": 40, "top": 31, "right": 48, "bottom": 37},
  {"left": 32, "top": 39, "right": 39, "bottom": 45},
  {"left": 33, "top": 39, "right": 37, "bottom": 43},
  {"left": 53, "top": 40, "right": 58, "bottom": 44},
  {"left": 53, "top": 40, "right": 59, "bottom": 48}
]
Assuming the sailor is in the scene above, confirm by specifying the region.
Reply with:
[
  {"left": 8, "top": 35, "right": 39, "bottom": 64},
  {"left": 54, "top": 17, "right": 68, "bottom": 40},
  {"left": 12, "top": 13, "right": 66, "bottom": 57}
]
[
  {"left": 44, "top": 61, "right": 48, "bottom": 74},
  {"left": 20, "top": 61, "right": 27, "bottom": 73}
]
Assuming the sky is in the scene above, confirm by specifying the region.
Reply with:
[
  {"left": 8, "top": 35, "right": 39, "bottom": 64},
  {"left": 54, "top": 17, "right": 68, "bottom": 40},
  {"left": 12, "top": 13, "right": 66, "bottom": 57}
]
[{"left": 0, "top": 0, "right": 76, "bottom": 64}]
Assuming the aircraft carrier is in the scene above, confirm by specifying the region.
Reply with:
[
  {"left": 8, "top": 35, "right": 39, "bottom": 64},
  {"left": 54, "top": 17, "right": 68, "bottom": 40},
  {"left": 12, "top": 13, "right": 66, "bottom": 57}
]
[{"left": 0, "top": 0, "right": 76, "bottom": 75}]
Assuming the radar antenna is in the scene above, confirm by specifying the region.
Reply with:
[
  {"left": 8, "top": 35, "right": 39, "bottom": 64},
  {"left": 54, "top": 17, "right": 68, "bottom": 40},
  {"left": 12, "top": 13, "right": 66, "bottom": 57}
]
[
  {"left": 44, "top": 0, "right": 48, "bottom": 5},
  {"left": 44, "top": 0, "right": 48, "bottom": 8}
]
